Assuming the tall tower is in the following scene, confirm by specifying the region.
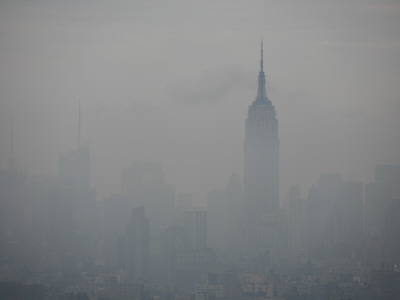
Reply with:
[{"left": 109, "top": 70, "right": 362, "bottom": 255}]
[
  {"left": 126, "top": 207, "right": 150, "bottom": 282},
  {"left": 243, "top": 42, "right": 279, "bottom": 257},
  {"left": 59, "top": 102, "right": 90, "bottom": 187},
  {"left": 183, "top": 209, "right": 207, "bottom": 250}
]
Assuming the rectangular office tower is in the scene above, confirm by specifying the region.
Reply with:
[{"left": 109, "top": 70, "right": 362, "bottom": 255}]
[
  {"left": 126, "top": 207, "right": 150, "bottom": 283},
  {"left": 243, "top": 43, "right": 279, "bottom": 258},
  {"left": 183, "top": 209, "right": 207, "bottom": 250}
]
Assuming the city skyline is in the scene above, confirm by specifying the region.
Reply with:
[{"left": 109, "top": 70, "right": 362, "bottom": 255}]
[
  {"left": 1, "top": 1, "right": 400, "bottom": 205},
  {"left": 1, "top": 2, "right": 400, "bottom": 298}
]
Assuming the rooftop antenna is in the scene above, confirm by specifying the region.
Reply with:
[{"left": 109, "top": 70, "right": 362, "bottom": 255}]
[
  {"left": 260, "top": 39, "right": 264, "bottom": 73},
  {"left": 9, "top": 112, "right": 16, "bottom": 170},
  {"left": 78, "top": 99, "right": 81, "bottom": 148},
  {"left": 256, "top": 40, "right": 268, "bottom": 102},
  {"left": 11, "top": 114, "right": 14, "bottom": 166}
]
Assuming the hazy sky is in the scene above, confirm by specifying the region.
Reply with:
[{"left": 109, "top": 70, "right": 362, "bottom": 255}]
[{"left": 1, "top": 0, "right": 399, "bottom": 204}]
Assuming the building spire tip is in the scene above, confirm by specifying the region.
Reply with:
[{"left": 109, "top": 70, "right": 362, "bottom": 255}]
[
  {"left": 256, "top": 41, "right": 268, "bottom": 103},
  {"left": 78, "top": 99, "right": 81, "bottom": 148},
  {"left": 260, "top": 40, "right": 264, "bottom": 73}
]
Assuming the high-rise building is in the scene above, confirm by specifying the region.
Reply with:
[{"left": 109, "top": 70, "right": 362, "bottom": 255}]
[
  {"left": 48, "top": 184, "right": 74, "bottom": 252},
  {"left": 207, "top": 174, "right": 242, "bottom": 255},
  {"left": 243, "top": 43, "right": 279, "bottom": 257},
  {"left": 364, "top": 165, "right": 400, "bottom": 267},
  {"left": 302, "top": 174, "right": 364, "bottom": 260},
  {"left": 341, "top": 180, "right": 363, "bottom": 249},
  {"left": 288, "top": 185, "right": 304, "bottom": 255},
  {"left": 183, "top": 209, "right": 207, "bottom": 250},
  {"left": 59, "top": 146, "right": 90, "bottom": 187},
  {"left": 59, "top": 101, "right": 90, "bottom": 187},
  {"left": 126, "top": 207, "right": 150, "bottom": 283},
  {"left": 207, "top": 190, "right": 226, "bottom": 251},
  {"left": 385, "top": 197, "right": 400, "bottom": 266},
  {"left": 365, "top": 165, "right": 400, "bottom": 238},
  {"left": 58, "top": 104, "right": 96, "bottom": 234},
  {"left": 122, "top": 162, "right": 175, "bottom": 237}
]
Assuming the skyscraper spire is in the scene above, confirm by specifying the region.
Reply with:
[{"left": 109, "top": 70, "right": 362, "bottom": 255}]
[
  {"left": 9, "top": 113, "right": 16, "bottom": 170},
  {"left": 78, "top": 99, "right": 81, "bottom": 147},
  {"left": 260, "top": 40, "right": 263, "bottom": 73},
  {"left": 256, "top": 40, "right": 268, "bottom": 103},
  {"left": 11, "top": 115, "right": 13, "bottom": 160}
]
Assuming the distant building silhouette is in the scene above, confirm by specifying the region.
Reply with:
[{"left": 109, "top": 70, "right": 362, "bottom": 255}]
[
  {"left": 365, "top": 165, "right": 400, "bottom": 239},
  {"left": 122, "top": 162, "right": 175, "bottom": 238},
  {"left": 288, "top": 185, "right": 305, "bottom": 256},
  {"left": 365, "top": 165, "right": 400, "bottom": 267},
  {"left": 207, "top": 189, "right": 226, "bottom": 250},
  {"left": 302, "top": 174, "right": 363, "bottom": 260},
  {"left": 183, "top": 209, "right": 207, "bottom": 250},
  {"left": 58, "top": 104, "right": 96, "bottom": 234},
  {"left": 207, "top": 174, "right": 242, "bottom": 256},
  {"left": 59, "top": 145, "right": 90, "bottom": 187},
  {"left": 48, "top": 183, "right": 74, "bottom": 252},
  {"left": 126, "top": 207, "right": 150, "bottom": 283},
  {"left": 243, "top": 42, "right": 279, "bottom": 257},
  {"left": 385, "top": 197, "right": 400, "bottom": 267}
]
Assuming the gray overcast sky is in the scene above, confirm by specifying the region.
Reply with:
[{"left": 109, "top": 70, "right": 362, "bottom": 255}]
[{"left": 1, "top": 0, "right": 399, "bottom": 203}]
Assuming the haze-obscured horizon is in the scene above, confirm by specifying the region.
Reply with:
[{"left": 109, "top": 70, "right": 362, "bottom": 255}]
[{"left": 1, "top": 0, "right": 399, "bottom": 204}]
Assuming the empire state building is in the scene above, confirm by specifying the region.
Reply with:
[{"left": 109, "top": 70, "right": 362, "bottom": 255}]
[{"left": 243, "top": 43, "right": 279, "bottom": 257}]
